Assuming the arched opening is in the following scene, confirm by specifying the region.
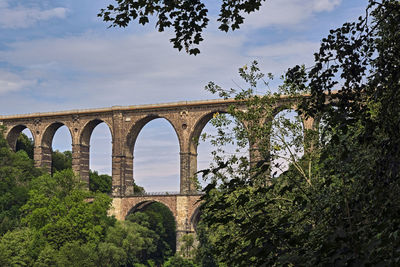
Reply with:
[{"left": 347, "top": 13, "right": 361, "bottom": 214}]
[
  {"left": 126, "top": 201, "right": 177, "bottom": 264},
  {"left": 80, "top": 120, "right": 112, "bottom": 193},
  {"left": 129, "top": 117, "right": 180, "bottom": 193},
  {"left": 270, "top": 108, "right": 304, "bottom": 178},
  {"left": 16, "top": 128, "right": 35, "bottom": 159},
  {"left": 7, "top": 125, "right": 35, "bottom": 159},
  {"left": 195, "top": 112, "right": 249, "bottom": 188},
  {"left": 190, "top": 206, "right": 201, "bottom": 232},
  {"left": 42, "top": 123, "right": 73, "bottom": 175},
  {"left": 315, "top": 112, "right": 332, "bottom": 147}
]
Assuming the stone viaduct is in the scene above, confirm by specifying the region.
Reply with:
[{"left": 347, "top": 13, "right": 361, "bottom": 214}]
[{"left": 0, "top": 96, "right": 315, "bottom": 243}]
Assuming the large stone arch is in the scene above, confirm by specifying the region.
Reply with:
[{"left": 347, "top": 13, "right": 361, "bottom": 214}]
[
  {"left": 179, "top": 110, "right": 230, "bottom": 193},
  {"left": 6, "top": 124, "right": 34, "bottom": 151},
  {"left": 74, "top": 119, "right": 114, "bottom": 187},
  {"left": 114, "top": 196, "right": 178, "bottom": 220},
  {"left": 126, "top": 115, "right": 181, "bottom": 157},
  {"left": 124, "top": 115, "right": 181, "bottom": 193},
  {"left": 41, "top": 121, "right": 73, "bottom": 149},
  {"left": 38, "top": 121, "right": 73, "bottom": 173},
  {"left": 80, "top": 119, "right": 113, "bottom": 147},
  {"left": 189, "top": 110, "right": 228, "bottom": 155}
]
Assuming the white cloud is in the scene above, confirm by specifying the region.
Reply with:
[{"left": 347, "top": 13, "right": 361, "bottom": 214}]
[
  {"left": 247, "top": 40, "right": 320, "bottom": 75},
  {"left": 0, "top": 1, "right": 67, "bottom": 28},
  {"left": 0, "top": 31, "right": 248, "bottom": 111},
  {"left": 312, "top": 0, "right": 342, "bottom": 12},
  {"left": 0, "top": 70, "right": 36, "bottom": 94},
  {"left": 243, "top": 0, "right": 342, "bottom": 29}
]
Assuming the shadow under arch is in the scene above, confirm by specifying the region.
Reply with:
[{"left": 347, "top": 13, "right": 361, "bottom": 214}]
[
  {"left": 126, "top": 200, "right": 178, "bottom": 255},
  {"left": 6, "top": 124, "right": 35, "bottom": 152},
  {"left": 190, "top": 206, "right": 201, "bottom": 232},
  {"left": 125, "top": 200, "right": 176, "bottom": 218}
]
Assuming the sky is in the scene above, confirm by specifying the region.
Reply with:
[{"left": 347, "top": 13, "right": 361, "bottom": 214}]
[{"left": 0, "top": 0, "right": 367, "bottom": 192}]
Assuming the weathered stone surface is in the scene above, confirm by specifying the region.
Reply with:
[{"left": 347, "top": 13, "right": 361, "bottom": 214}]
[
  {"left": 0, "top": 96, "right": 319, "bottom": 252},
  {"left": 0, "top": 98, "right": 258, "bottom": 195}
]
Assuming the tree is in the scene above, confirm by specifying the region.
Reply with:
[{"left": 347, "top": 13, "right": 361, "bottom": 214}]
[
  {"left": 98, "top": 220, "right": 158, "bottom": 266},
  {"left": 179, "top": 234, "right": 196, "bottom": 258},
  {"left": 198, "top": 61, "right": 314, "bottom": 266},
  {"left": 89, "top": 170, "right": 113, "bottom": 193},
  {"left": 99, "top": 0, "right": 266, "bottom": 55},
  {"left": 89, "top": 169, "right": 145, "bottom": 195},
  {"left": 196, "top": 0, "right": 400, "bottom": 266},
  {"left": 16, "top": 133, "right": 34, "bottom": 159},
  {"left": 127, "top": 202, "right": 176, "bottom": 265},
  {"left": 0, "top": 227, "right": 36, "bottom": 266},
  {"left": 51, "top": 150, "right": 72, "bottom": 174},
  {"left": 163, "top": 255, "right": 198, "bottom": 267},
  {"left": 0, "top": 126, "right": 43, "bottom": 235},
  {"left": 20, "top": 169, "right": 115, "bottom": 249}
]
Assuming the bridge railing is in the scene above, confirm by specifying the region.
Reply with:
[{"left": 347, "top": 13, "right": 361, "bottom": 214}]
[{"left": 128, "top": 191, "right": 204, "bottom": 197}]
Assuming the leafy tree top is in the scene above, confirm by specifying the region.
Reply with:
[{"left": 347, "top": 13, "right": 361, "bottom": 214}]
[{"left": 99, "top": 0, "right": 266, "bottom": 55}]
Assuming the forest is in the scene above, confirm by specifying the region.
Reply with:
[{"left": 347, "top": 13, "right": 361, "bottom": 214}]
[{"left": 1, "top": 0, "right": 400, "bottom": 266}]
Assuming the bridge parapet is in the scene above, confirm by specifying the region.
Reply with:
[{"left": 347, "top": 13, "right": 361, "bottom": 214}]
[{"left": 0, "top": 96, "right": 317, "bottom": 197}]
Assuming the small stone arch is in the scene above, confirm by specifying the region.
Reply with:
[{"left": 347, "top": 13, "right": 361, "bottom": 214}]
[
  {"left": 189, "top": 206, "right": 201, "bottom": 232},
  {"left": 6, "top": 124, "right": 34, "bottom": 151},
  {"left": 125, "top": 199, "right": 177, "bottom": 222}
]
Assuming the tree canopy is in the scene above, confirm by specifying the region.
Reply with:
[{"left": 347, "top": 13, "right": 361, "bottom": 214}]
[
  {"left": 99, "top": 0, "right": 266, "bottom": 55},
  {"left": 196, "top": 1, "right": 400, "bottom": 265}
]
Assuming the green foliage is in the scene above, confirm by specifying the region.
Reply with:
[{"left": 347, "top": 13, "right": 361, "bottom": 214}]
[
  {"left": 0, "top": 227, "right": 36, "bottom": 266},
  {"left": 89, "top": 169, "right": 145, "bottom": 195},
  {"left": 163, "top": 255, "right": 198, "bottom": 267},
  {"left": 34, "top": 245, "right": 58, "bottom": 267},
  {"left": 51, "top": 150, "right": 72, "bottom": 174},
  {"left": 0, "top": 126, "right": 177, "bottom": 266},
  {"left": 89, "top": 170, "right": 112, "bottom": 193},
  {"left": 21, "top": 169, "right": 115, "bottom": 249},
  {"left": 127, "top": 202, "right": 176, "bottom": 265},
  {"left": 179, "top": 234, "right": 195, "bottom": 258},
  {"left": 0, "top": 126, "right": 43, "bottom": 235},
  {"left": 16, "top": 133, "right": 34, "bottom": 159},
  {"left": 133, "top": 183, "right": 145, "bottom": 194},
  {"left": 99, "top": 220, "right": 158, "bottom": 266},
  {"left": 97, "top": 241, "right": 127, "bottom": 267},
  {"left": 57, "top": 241, "right": 98, "bottom": 267},
  {"left": 99, "top": 0, "right": 266, "bottom": 55},
  {"left": 197, "top": 1, "right": 400, "bottom": 266}
]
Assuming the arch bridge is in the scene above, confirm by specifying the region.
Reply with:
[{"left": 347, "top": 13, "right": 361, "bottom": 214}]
[{"left": 0, "top": 96, "right": 316, "bottom": 241}]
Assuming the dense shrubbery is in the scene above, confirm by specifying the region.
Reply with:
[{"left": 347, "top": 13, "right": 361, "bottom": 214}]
[
  {"left": 196, "top": 1, "right": 400, "bottom": 266},
  {"left": 0, "top": 127, "right": 178, "bottom": 266}
]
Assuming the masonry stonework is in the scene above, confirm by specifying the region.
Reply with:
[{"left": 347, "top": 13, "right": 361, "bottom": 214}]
[{"left": 0, "top": 96, "right": 317, "bottom": 251}]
